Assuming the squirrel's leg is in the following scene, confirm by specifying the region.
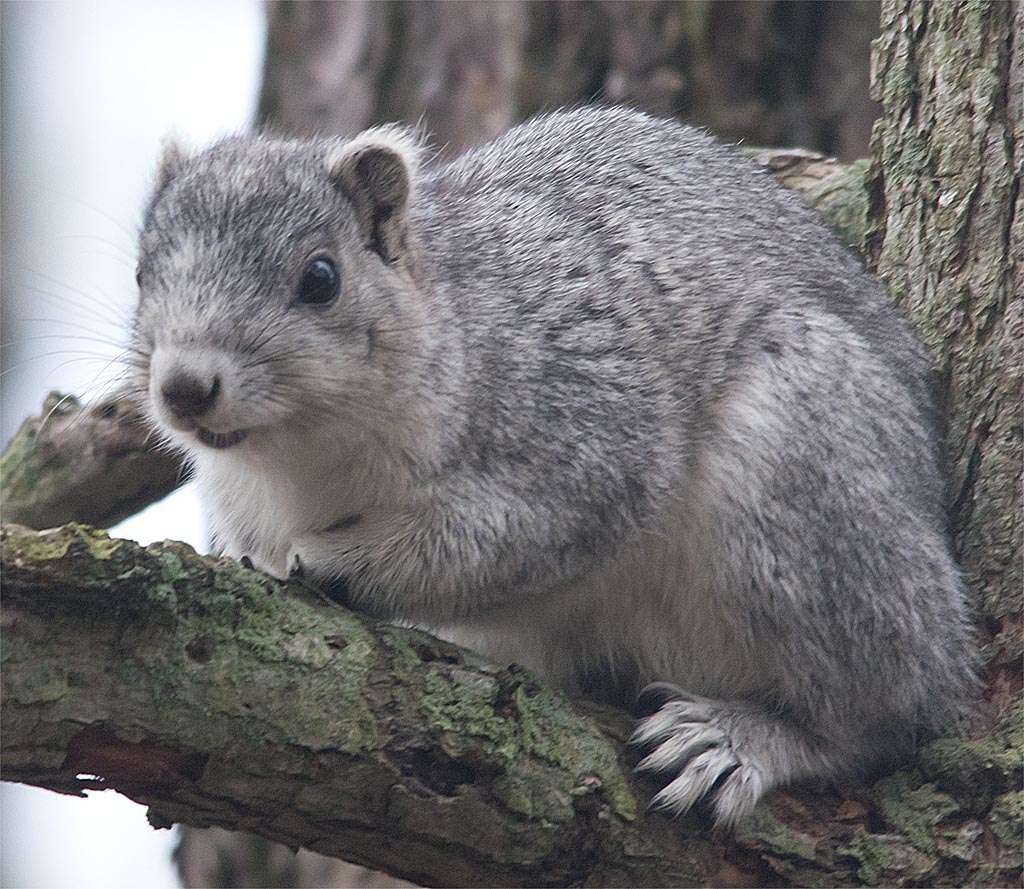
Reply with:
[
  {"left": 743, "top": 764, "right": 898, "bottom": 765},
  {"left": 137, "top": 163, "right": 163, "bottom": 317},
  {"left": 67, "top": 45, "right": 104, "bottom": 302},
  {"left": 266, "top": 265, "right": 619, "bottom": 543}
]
[
  {"left": 283, "top": 503, "right": 565, "bottom": 622},
  {"left": 632, "top": 685, "right": 840, "bottom": 828},
  {"left": 283, "top": 470, "right": 646, "bottom": 623}
]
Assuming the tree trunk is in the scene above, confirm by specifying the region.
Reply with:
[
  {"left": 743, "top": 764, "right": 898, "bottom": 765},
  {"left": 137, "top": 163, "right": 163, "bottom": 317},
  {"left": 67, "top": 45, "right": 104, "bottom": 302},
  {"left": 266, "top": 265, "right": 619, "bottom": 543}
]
[
  {"left": 257, "top": 2, "right": 524, "bottom": 156},
  {"left": 866, "top": 0, "right": 1022, "bottom": 704},
  {"left": 257, "top": 0, "right": 880, "bottom": 161}
]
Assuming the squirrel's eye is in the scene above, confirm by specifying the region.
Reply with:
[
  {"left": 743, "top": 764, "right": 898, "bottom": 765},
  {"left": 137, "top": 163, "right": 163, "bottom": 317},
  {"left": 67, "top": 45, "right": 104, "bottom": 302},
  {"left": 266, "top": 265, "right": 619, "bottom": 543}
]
[{"left": 296, "top": 257, "right": 340, "bottom": 306}]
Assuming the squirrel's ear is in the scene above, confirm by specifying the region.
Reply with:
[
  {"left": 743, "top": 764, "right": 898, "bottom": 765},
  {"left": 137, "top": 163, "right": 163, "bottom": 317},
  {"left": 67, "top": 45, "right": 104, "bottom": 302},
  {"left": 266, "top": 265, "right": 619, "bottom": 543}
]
[
  {"left": 155, "top": 135, "right": 190, "bottom": 194},
  {"left": 325, "top": 125, "right": 423, "bottom": 263}
]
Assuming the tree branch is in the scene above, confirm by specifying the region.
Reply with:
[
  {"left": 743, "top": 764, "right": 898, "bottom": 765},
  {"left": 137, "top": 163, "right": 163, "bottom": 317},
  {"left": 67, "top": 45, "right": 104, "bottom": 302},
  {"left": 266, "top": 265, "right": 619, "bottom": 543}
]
[
  {"left": 2, "top": 523, "right": 1018, "bottom": 887},
  {"left": 1, "top": 392, "right": 182, "bottom": 530}
]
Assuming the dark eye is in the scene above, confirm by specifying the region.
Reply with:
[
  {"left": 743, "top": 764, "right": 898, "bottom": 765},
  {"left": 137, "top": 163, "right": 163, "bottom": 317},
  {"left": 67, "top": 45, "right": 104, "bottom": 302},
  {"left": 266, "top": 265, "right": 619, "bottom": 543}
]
[{"left": 296, "top": 257, "right": 340, "bottom": 306}]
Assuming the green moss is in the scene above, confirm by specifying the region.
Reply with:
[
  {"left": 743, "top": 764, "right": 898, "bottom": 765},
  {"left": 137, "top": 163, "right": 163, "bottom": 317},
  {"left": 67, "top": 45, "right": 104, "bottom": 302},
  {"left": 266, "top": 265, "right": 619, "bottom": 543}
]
[
  {"left": 842, "top": 832, "right": 894, "bottom": 886},
  {"left": 964, "top": 0, "right": 994, "bottom": 19},
  {"left": 8, "top": 661, "right": 70, "bottom": 706},
  {"left": 890, "top": 133, "right": 932, "bottom": 182},
  {"left": 989, "top": 791, "right": 1024, "bottom": 861},
  {"left": 420, "top": 669, "right": 518, "bottom": 753},
  {"left": 880, "top": 58, "right": 916, "bottom": 111},
  {"left": 872, "top": 772, "right": 959, "bottom": 854},
  {"left": 937, "top": 820, "right": 984, "bottom": 863},
  {"left": 6, "top": 524, "right": 639, "bottom": 822},
  {"left": 807, "top": 159, "right": 871, "bottom": 250},
  {"left": 157, "top": 547, "right": 187, "bottom": 575},
  {"left": 514, "top": 685, "right": 636, "bottom": 820},
  {"left": 114, "top": 586, "right": 382, "bottom": 757},
  {"left": 0, "top": 423, "right": 42, "bottom": 496},
  {"left": 493, "top": 762, "right": 575, "bottom": 823},
  {"left": 172, "top": 576, "right": 381, "bottom": 755},
  {"left": 739, "top": 808, "right": 820, "bottom": 863},
  {"left": 918, "top": 696, "right": 1024, "bottom": 810},
  {"left": 78, "top": 527, "right": 124, "bottom": 560},
  {"left": 416, "top": 668, "right": 636, "bottom": 822},
  {"left": 0, "top": 395, "right": 84, "bottom": 513},
  {"left": 7, "top": 529, "right": 72, "bottom": 561},
  {"left": 6, "top": 530, "right": 387, "bottom": 756},
  {"left": 3, "top": 524, "right": 124, "bottom": 567}
]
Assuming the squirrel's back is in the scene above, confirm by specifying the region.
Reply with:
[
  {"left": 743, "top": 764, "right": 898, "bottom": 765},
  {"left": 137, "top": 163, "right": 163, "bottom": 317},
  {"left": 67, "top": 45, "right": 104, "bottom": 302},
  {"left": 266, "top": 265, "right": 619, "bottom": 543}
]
[{"left": 413, "top": 107, "right": 947, "bottom": 530}]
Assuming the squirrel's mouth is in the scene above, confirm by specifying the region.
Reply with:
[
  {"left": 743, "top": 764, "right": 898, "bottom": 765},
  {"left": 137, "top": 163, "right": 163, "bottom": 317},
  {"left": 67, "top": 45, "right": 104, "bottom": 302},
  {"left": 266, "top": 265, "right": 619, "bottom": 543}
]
[{"left": 196, "top": 427, "right": 248, "bottom": 449}]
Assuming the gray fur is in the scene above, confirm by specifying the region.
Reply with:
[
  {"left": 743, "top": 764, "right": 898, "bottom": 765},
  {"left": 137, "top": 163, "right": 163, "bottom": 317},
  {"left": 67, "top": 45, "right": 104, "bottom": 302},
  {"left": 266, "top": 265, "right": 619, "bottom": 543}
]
[{"left": 132, "top": 107, "right": 977, "bottom": 827}]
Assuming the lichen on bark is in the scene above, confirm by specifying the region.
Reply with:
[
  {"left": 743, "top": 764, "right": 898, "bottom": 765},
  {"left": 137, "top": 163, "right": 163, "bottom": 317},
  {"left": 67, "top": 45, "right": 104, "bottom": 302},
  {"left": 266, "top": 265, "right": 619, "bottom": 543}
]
[
  {"left": 3, "top": 512, "right": 1021, "bottom": 887},
  {"left": 866, "top": 0, "right": 1022, "bottom": 671},
  {"left": 0, "top": 391, "right": 182, "bottom": 530}
]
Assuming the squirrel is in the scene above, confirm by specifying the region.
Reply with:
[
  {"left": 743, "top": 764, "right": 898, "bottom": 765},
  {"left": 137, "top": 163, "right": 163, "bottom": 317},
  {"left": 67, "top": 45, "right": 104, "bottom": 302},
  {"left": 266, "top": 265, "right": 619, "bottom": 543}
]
[{"left": 132, "top": 107, "right": 977, "bottom": 827}]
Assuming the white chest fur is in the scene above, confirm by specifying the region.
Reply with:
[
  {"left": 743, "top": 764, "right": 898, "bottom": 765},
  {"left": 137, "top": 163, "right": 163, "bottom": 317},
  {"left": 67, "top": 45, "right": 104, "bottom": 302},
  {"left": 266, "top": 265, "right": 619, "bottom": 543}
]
[{"left": 196, "top": 425, "right": 413, "bottom": 578}]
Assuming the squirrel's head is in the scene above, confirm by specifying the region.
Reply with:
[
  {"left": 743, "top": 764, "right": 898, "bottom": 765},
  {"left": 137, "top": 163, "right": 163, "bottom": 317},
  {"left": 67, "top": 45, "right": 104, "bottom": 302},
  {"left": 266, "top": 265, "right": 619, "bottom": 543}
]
[{"left": 132, "top": 127, "right": 434, "bottom": 460}]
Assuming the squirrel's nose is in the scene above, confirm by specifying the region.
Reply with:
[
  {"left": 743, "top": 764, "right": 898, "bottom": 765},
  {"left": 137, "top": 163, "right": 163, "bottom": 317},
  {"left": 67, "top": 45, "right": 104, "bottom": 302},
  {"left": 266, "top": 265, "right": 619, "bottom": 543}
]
[{"left": 161, "top": 372, "right": 220, "bottom": 419}]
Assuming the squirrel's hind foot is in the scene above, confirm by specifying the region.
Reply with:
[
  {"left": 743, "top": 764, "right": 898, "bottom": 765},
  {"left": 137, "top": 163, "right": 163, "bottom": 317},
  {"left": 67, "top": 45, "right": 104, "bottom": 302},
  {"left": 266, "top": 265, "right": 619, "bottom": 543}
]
[{"left": 632, "top": 685, "right": 831, "bottom": 828}]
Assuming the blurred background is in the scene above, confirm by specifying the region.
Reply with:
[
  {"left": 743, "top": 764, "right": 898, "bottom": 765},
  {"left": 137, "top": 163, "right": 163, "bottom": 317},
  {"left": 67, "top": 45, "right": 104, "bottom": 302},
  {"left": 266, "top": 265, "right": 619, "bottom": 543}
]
[
  {"left": 1, "top": 2, "right": 263, "bottom": 886},
  {"left": 0, "top": 2, "right": 880, "bottom": 886}
]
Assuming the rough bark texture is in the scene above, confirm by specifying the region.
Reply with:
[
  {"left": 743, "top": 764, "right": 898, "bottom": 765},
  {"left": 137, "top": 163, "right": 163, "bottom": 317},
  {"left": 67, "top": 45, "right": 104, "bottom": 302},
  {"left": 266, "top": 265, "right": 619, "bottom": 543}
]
[
  {"left": 0, "top": 391, "right": 182, "bottom": 530},
  {"left": 4, "top": 522, "right": 1021, "bottom": 889},
  {"left": 258, "top": 0, "right": 880, "bottom": 161},
  {"left": 740, "top": 149, "right": 871, "bottom": 251},
  {"left": 866, "top": 0, "right": 1022, "bottom": 709}
]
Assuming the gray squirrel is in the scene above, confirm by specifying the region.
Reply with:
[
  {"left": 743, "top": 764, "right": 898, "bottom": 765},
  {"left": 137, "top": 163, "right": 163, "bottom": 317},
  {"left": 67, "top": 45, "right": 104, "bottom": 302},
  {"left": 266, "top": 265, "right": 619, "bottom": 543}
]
[{"left": 132, "top": 107, "right": 976, "bottom": 827}]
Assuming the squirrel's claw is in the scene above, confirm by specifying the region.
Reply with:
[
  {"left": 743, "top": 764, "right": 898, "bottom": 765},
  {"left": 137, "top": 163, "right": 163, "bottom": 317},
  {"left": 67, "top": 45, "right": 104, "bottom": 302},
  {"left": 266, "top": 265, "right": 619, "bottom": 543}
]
[{"left": 636, "top": 681, "right": 692, "bottom": 717}]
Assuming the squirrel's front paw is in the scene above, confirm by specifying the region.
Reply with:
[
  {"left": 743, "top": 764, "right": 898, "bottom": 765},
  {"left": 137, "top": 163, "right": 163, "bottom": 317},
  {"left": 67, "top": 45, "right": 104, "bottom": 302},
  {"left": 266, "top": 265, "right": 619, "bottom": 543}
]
[
  {"left": 286, "top": 536, "right": 358, "bottom": 609},
  {"left": 286, "top": 531, "right": 338, "bottom": 576}
]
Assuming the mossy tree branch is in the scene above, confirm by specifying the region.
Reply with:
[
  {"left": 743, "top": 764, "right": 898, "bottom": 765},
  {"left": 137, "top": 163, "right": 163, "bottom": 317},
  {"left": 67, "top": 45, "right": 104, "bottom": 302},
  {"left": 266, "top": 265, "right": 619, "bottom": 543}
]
[
  {"left": 2, "top": 522, "right": 1020, "bottom": 887},
  {"left": 0, "top": 392, "right": 182, "bottom": 530},
  {"left": 0, "top": 523, "right": 797, "bottom": 887}
]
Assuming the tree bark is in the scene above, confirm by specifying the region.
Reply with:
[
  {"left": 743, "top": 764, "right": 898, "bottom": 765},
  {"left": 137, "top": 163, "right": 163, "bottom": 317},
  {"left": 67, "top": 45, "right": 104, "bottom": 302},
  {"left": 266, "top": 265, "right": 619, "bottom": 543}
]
[
  {"left": 865, "top": 0, "right": 1022, "bottom": 703},
  {"left": 4, "top": 522, "right": 1020, "bottom": 888},
  {"left": 0, "top": 391, "right": 181, "bottom": 530}
]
